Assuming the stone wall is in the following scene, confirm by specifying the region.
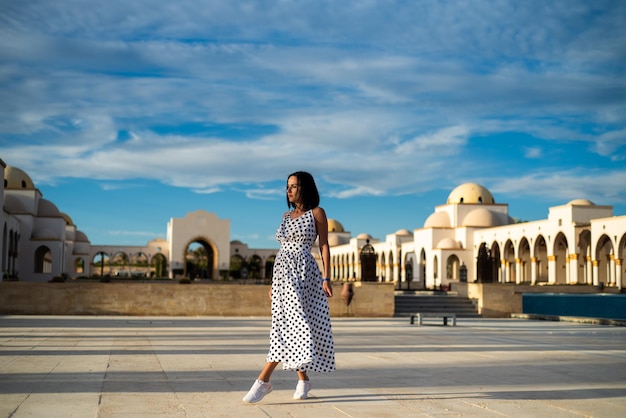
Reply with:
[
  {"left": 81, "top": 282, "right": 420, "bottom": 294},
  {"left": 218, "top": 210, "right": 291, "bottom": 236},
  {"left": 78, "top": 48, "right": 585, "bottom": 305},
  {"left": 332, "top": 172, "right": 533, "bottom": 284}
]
[{"left": 0, "top": 281, "right": 395, "bottom": 317}]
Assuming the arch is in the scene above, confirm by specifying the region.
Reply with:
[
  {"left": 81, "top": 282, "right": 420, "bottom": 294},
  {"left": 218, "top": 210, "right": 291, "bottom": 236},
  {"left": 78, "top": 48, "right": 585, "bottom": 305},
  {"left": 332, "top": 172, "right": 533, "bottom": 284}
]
[
  {"left": 151, "top": 253, "right": 167, "bottom": 278},
  {"left": 403, "top": 252, "right": 415, "bottom": 290},
  {"left": 578, "top": 230, "right": 592, "bottom": 284},
  {"left": 490, "top": 241, "right": 502, "bottom": 283},
  {"left": 265, "top": 255, "right": 276, "bottom": 281},
  {"left": 248, "top": 254, "right": 263, "bottom": 280},
  {"left": 74, "top": 257, "right": 85, "bottom": 274},
  {"left": 476, "top": 243, "right": 497, "bottom": 283},
  {"left": 92, "top": 252, "right": 110, "bottom": 277},
  {"left": 112, "top": 251, "right": 130, "bottom": 277},
  {"left": 131, "top": 252, "right": 149, "bottom": 277},
  {"left": 553, "top": 232, "right": 568, "bottom": 284},
  {"left": 34, "top": 245, "right": 52, "bottom": 274},
  {"left": 184, "top": 238, "right": 215, "bottom": 279},
  {"left": 230, "top": 254, "right": 245, "bottom": 279},
  {"left": 518, "top": 238, "right": 531, "bottom": 283},
  {"left": 419, "top": 248, "right": 427, "bottom": 290},
  {"left": 534, "top": 235, "right": 548, "bottom": 283},
  {"left": 503, "top": 239, "right": 516, "bottom": 283},
  {"left": 446, "top": 254, "right": 460, "bottom": 282},
  {"left": 360, "top": 240, "right": 377, "bottom": 282},
  {"left": 596, "top": 234, "right": 614, "bottom": 287}
]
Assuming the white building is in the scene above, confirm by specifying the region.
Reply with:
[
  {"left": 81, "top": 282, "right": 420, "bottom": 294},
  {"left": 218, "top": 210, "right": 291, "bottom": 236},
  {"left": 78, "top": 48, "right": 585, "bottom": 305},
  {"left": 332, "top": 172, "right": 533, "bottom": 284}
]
[
  {"left": 0, "top": 160, "right": 275, "bottom": 282},
  {"left": 327, "top": 183, "right": 626, "bottom": 290},
  {"left": 2, "top": 160, "right": 625, "bottom": 289}
]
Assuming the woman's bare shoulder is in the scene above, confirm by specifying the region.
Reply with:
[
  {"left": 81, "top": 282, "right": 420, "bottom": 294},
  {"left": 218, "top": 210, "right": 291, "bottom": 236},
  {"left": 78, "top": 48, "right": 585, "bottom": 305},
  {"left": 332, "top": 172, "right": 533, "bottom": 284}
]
[{"left": 312, "top": 206, "right": 327, "bottom": 219}]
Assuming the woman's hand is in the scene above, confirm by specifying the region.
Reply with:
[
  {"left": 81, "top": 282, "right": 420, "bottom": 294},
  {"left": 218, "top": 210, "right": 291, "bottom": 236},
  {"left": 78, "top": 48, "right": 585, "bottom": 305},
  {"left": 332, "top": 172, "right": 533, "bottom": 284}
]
[{"left": 322, "top": 280, "right": 333, "bottom": 297}]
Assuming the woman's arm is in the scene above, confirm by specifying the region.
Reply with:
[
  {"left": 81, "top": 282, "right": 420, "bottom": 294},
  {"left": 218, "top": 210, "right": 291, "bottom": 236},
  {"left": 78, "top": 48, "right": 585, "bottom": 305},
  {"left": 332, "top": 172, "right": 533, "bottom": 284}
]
[{"left": 313, "top": 207, "right": 333, "bottom": 297}]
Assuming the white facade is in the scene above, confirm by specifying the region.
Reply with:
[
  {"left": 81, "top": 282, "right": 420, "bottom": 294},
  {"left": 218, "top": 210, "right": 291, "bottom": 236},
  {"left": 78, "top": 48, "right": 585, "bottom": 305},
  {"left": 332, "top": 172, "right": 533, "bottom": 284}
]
[
  {"left": 2, "top": 161, "right": 625, "bottom": 289},
  {"left": 0, "top": 161, "right": 275, "bottom": 281},
  {"left": 328, "top": 183, "right": 626, "bottom": 291}
]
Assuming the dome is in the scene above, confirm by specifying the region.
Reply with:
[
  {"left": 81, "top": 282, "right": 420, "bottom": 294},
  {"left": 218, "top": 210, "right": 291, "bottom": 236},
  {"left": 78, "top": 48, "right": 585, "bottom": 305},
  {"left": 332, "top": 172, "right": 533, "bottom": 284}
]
[
  {"left": 3, "top": 194, "right": 28, "bottom": 213},
  {"left": 436, "top": 237, "right": 462, "bottom": 249},
  {"left": 424, "top": 211, "right": 451, "bottom": 228},
  {"left": 328, "top": 219, "right": 345, "bottom": 232},
  {"left": 4, "top": 166, "right": 35, "bottom": 190},
  {"left": 61, "top": 213, "right": 74, "bottom": 226},
  {"left": 37, "top": 199, "right": 63, "bottom": 217},
  {"left": 356, "top": 233, "right": 373, "bottom": 240},
  {"left": 462, "top": 208, "right": 504, "bottom": 227},
  {"left": 447, "top": 183, "right": 495, "bottom": 205},
  {"left": 567, "top": 199, "right": 595, "bottom": 206},
  {"left": 75, "top": 231, "right": 90, "bottom": 243},
  {"left": 395, "top": 229, "right": 412, "bottom": 236}
]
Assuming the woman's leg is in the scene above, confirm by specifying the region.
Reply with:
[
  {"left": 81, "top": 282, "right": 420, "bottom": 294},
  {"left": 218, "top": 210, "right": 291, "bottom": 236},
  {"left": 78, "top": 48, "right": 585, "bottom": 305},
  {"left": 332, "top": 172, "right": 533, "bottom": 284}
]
[
  {"left": 297, "top": 371, "right": 309, "bottom": 381},
  {"left": 258, "top": 362, "right": 279, "bottom": 382}
]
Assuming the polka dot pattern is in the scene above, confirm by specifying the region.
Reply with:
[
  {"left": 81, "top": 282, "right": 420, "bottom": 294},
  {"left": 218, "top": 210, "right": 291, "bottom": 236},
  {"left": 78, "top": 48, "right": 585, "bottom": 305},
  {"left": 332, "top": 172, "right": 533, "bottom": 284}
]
[{"left": 266, "top": 209, "right": 336, "bottom": 373}]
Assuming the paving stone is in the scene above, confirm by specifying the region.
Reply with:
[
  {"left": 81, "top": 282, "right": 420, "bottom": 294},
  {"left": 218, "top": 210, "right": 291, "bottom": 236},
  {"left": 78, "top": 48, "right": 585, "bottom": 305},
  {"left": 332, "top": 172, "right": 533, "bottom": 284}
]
[{"left": 0, "top": 316, "right": 625, "bottom": 417}]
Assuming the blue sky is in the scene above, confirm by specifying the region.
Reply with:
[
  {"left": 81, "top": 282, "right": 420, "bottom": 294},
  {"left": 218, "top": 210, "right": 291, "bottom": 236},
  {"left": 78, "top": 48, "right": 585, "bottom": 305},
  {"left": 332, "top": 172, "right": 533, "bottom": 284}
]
[{"left": 1, "top": 0, "right": 625, "bottom": 249}]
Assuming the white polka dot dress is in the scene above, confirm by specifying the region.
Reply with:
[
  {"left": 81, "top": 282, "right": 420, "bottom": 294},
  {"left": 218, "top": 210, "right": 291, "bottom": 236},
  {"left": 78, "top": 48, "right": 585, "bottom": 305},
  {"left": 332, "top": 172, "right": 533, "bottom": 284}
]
[{"left": 267, "top": 209, "right": 336, "bottom": 373}]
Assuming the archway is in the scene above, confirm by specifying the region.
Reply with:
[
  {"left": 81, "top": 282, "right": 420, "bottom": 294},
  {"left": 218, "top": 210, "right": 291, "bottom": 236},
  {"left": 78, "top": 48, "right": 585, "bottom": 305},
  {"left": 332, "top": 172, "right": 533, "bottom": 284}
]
[
  {"left": 578, "top": 230, "right": 592, "bottom": 284},
  {"left": 404, "top": 253, "right": 414, "bottom": 290},
  {"left": 112, "top": 251, "right": 130, "bottom": 277},
  {"left": 230, "top": 254, "right": 245, "bottom": 279},
  {"left": 34, "top": 246, "right": 52, "bottom": 274},
  {"left": 74, "top": 257, "right": 85, "bottom": 274},
  {"left": 596, "top": 235, "right": 613, "bottom": 286},
  {"left": 476, "top": 243, "right": 496, "bottom": 283},
  {"left": 360, "top": 240, "right": 377, "bottom": 282},
  {"left": 131, "top": 252, "right": 149, "bottom": 277},
  {"left": 151, "top": 253, "right": 167, "bottom": 278},
  {"left": 490, "top": 242, "right": 501, "bottom": 283},
  {"left": 248, "top": 255, "right": 262, "bottom": 281},
  {"left": 265, "top": 255, "right": 276, "bottom": 282},
  {"left": 92, "top": 252, "right": 110, "bottom": 277},
  {"left": 503, "top": 240, "right": 515, "bottom": 283},
  {"left": 518, "top": 238, "right": 531, "bottom": 283},
  {"left": 553, "top": 233, "right": 568, "bottom": 284},
  {"left": 535, "top": 235, "right": 548, "bottom": 283},
  {"left": 185, "top": 240, "right": 214, "bottom": 279}
]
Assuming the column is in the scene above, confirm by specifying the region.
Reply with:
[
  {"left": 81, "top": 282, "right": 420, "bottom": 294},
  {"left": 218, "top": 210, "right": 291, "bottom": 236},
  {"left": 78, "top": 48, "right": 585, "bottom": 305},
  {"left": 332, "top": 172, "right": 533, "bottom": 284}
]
[
  {"left": 609, "top": 251, "right": 616, "bottom": 286},
  {"left": 586, "top": 252, "right": 593, "bottom": 285},
  {"left": 568, "top": 253, "right": 579, "bottom": 284},
  {"left": 616, "top": 258, "right": 623, "bottom": 290},
  {"left": 515, "top": 258, "right": 521, "bottom": 284},
  {"left": 548, "top": 255, "right": 556, "bottom": 284},
  {"left": 530, "top": 257, "right": 537, "bottom": 285}
]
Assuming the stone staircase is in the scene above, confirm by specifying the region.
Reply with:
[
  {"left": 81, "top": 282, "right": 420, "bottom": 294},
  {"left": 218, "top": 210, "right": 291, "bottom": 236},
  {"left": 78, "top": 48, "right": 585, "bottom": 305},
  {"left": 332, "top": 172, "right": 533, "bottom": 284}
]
[{"left": 394, "top": 291, "right": 481, "bottom": 318}]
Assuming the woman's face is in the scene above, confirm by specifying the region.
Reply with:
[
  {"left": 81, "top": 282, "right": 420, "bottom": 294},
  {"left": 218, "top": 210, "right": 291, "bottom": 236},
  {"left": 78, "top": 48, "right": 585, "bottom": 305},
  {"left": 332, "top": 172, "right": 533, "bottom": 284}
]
[{"left": 286, "top": 175, "right": 301, "bottom": 205}]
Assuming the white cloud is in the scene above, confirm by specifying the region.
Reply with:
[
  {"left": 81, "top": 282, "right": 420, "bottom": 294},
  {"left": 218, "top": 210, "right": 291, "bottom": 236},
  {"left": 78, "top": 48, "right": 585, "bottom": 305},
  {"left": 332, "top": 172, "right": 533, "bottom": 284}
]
[{"left": 1, "top": 0, "right": 625, "bottom": 206}]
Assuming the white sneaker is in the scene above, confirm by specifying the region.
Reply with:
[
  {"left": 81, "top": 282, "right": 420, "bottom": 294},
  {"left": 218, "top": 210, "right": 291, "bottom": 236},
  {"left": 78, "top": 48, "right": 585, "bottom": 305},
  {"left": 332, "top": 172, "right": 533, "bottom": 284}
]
[
  {"left": 243, "top": 379, "right": 273, "bottom": 403},
  {"left": 293, "top": 380, "right": 311, "bottom": 400}
]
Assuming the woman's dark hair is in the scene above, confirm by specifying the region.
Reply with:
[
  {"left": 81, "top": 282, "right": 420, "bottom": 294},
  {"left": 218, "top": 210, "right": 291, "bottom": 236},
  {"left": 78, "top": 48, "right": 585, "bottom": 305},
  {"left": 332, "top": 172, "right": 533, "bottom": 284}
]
[{"left": 286, "top": 171, "right": 320, "bottom": 210}]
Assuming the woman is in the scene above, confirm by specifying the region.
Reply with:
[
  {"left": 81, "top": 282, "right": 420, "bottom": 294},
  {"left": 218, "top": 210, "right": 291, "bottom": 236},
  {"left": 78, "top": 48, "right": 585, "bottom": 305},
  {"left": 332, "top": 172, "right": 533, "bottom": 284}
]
[{"left": 243, "top": 171, "right": 336, "bottom": 403}]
